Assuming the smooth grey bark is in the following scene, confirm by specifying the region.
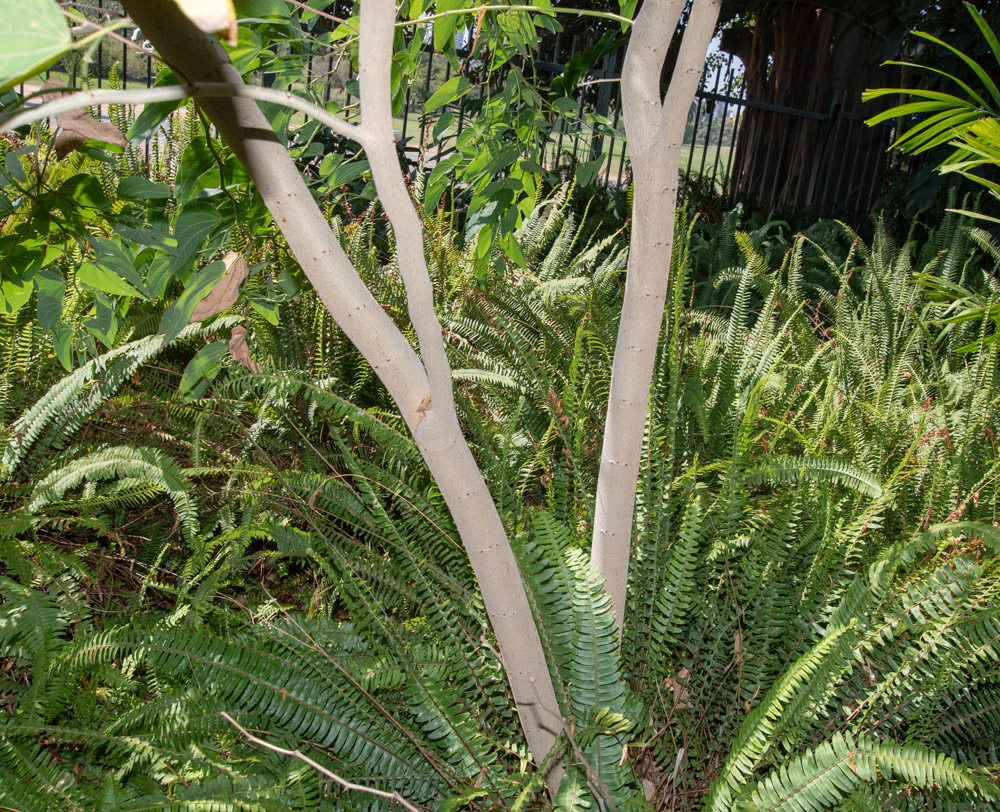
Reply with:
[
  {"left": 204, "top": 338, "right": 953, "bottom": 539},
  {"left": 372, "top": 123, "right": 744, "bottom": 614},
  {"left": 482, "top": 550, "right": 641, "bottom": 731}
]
[
  {"left": 119, "top": 0, "right": 564, "bottom": 792},
  {"left": 591, "top": 0, "right": 721, "bottom": 633},
  {"left": 14, "top": 0, "right": 725, "bottom": 792}
]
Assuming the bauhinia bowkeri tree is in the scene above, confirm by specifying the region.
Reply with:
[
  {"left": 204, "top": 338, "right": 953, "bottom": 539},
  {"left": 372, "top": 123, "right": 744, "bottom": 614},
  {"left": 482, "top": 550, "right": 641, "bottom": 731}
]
[
  {"left": 592, "top": 0, "right": 721, "bottom": 632},
  {"left": 3, "top": 0, "right": 719, "bottom": 788},
  {"left": 116, "top": 0, "right": 566, "bottom": 791}
]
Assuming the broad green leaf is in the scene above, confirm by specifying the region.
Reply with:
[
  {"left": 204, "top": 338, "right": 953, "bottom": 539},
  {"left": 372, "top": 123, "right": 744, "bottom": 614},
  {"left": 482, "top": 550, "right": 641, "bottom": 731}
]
[
  {"left": 473, "top": 225, "right": 493, "bottom": 284},
  {"left": 424, "top": 152, "right": 462, "bottom": 213},
  {"left": 173, "top": 202, "right": 224, "bottom": 261},
  {"left": 110, "top": 223, "right": 174, "bottom": 252},
  {"left": 89, "top": 291, "right": 118, "bottom": 348},
  {"left": 424, "top": 177, "right": 449, "bottom": 213},
  {"left": 248, "top": 297, "right": 280, "bottom": 325},
  {"left": 0, "top": 0, "right": 72, "bottom": 93},
  {"left": 0, "top": 89, "right": 18, "bottom": 114},
  {"left": 5, "top": 150, "right": 29, "bottom": 184},
  {"left": 327, "top": 15, "right": 360, "bottom": 43},
  {"left": 88, "top": 237, "right": 148, "bottom": 294},
  {"left": 0, "top": 277, "right": 35, "bottom": 315},
  {"left": 432, "top": 112, "right": 456, "bottom": 140},
  {"left": 78, "top": 261, "right": 144, "bottom": 299},
  {"left": 34, "top": 266, "right": 65, "bottom": 331},
  {"left": 406, "top": 0, "right": 431, "bottom": 19},
  {"left": 425, "top": 76, "right": 470, "bottom": 113},
  {"left": 225, "top": 26, "right": 263, "bottom": 75},
  {"left": 57, "top": 174, "right": 109, "bottom": 211},
  {"left": 145, "top": 253, "right": 174, "bottom": 300},
  {"left": 234, "top": 0, "right": 291, "bottom": 20},
  {"left": 159, "top": 260, "right": 226, "bottom": 344},
  {"left": 173, "top": 137, "right": 224, "bottom": 204},
  {"left": 466, "top": 145, "right": 519, "bottom": 179},
  {"left": 498, "top": 9, "right": 537, "bottom": 54},
  {"left": 319, "top": 158, "right": 370, "bottom": 188},
  {"left": 552, "top": 97, "right": 581, "bottom": 115},
  {"left": 1, "top": 248, "right": 44, "bottom": 315},
  {"left": 117, "top": 177, "right": 172, "bottom": 201},
  {"left": 575, "top": 157, "right": 604, "bottom": 187},
  {"left": 433, "top": 0, "right": 466, "bottom": 54},
  {"left": 427, "top": 152, "right": 463, "bottom": 189},
  {"left": 51, "top": 321, "right": 72, "bottom": 370},
  {"left": 499, "top": 233, "right": 527, "bottom": 269},
  {"left": 179, "top": 339, "right": 228, "bottom": 399},
  {"left": 128, "top": 71, "right": 184, "bottom": 141}
]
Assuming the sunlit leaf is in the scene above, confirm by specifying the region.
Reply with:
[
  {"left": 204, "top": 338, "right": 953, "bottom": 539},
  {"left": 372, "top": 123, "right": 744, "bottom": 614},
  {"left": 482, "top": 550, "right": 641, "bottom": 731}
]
[
  {"left": 159, "top": 260, "right": 226, "bottom": 343},
  {"left": 425, "top": 75, "right": 471, "bottom": 113},
  {"left": 0, "top": 0, "right": 72, "bottom": 93}
]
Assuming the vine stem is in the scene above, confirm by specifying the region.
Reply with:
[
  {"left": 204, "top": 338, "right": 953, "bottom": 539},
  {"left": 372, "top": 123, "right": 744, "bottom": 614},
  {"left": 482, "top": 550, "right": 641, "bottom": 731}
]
[{"left": 220, "top": 711, "right": 421, "bottom": 811}]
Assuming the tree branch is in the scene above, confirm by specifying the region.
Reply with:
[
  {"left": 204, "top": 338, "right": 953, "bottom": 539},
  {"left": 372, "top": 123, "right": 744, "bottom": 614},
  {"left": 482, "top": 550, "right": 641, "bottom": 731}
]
[
  {"left": 620, "top": 0, "right": 685, "bottom": 152},
  {"left": 356, "top": 0, "right": 456, "bottom": 431},
  {"left": 220, "top": 712, "right": 421, "bottom": 811},
  {"left": 0, "top": 82, "right": 362, "bottom": 143},
  {"left": 117, "top": 0, "right": 565, "bottom": 795}
]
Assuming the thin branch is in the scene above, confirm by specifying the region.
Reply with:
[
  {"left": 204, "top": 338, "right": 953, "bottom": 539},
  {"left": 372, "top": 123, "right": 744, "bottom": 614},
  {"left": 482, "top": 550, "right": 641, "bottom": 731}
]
[
  {"left": 576, "top": 77, "right": 622, "bottom": 89},
  {"left": 358, "top": 0, "right": 456, "bottom": 422},
  {"left": 400, "top": 4, "right": 633, "bottom": 28},
  {"left": 283, "top": 0, "right": 349, "bottom": 27},
  {"left": 0, "top": 83, "right": 363, "bottom": 144},
  {"left": 220, "top": 711, "right": 422, "bottom": 812}
]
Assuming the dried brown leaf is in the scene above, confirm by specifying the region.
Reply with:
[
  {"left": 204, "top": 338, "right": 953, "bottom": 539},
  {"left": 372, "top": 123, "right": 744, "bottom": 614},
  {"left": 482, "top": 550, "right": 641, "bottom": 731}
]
[
  {"left": 190, "top": 251, "right": 249, "bottom": 322},
  {"left": 228, "top": 325, "right": 262, "bottom": 373},
  {"left": 43, "top": 78, "right": 127, "bottom": 159}
]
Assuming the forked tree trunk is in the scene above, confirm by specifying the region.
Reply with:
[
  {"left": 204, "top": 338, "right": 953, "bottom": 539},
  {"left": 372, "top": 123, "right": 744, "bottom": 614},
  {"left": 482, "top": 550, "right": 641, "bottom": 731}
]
[
  {"left": 591, "top": 0, "right": 721, "bottom": 634},
  {"left": 120, "top": 0, "right": 565, "bottom": 793},
  {"left": 118, "top": 0, "right": 720, "bottom": 791}
]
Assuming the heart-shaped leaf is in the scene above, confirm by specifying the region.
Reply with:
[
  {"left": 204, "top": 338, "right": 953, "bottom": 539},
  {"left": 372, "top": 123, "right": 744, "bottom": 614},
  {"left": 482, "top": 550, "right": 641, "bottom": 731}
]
[{"left": 0, "top": 0, "right": 72, "bottom": 93}]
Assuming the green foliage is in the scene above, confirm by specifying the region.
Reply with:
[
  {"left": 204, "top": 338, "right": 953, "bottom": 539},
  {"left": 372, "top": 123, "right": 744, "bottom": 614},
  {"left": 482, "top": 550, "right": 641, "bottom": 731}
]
[
  {"left": 865, "top": 2, "right": 1000, "bottom": 222},
  {"left": 0, "top": 0, "right": 72, "bottom": 93},
  {"left": 3, "top": 23, "right": 1000, "bottom": 805},
  {"left": 619, "top": 207, "right": 1000, "bottom": 809}
]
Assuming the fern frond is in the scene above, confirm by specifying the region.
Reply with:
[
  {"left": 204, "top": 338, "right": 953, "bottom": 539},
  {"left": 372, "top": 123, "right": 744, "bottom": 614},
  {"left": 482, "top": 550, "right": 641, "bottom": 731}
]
[
  {"left": 29, "top": 446, "right": 199, "bottom": 545},
  {"left": 744, "top": 455, "right": 883, "bottom": 499},
  {"left": 743, "top": 733, "right": 995, "bottom": 811}
]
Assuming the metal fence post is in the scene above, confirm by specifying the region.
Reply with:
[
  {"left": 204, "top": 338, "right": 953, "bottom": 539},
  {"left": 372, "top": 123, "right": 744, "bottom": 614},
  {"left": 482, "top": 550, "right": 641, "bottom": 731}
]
[{"left": 588, "top": 47, "right": 619, "bottom": 162}]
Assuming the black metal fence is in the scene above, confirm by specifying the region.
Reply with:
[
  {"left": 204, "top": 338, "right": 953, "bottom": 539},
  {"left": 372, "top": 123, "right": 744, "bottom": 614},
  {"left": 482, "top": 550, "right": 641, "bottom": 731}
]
[
  {"left": 33, "top": 7, "right": 891, "bottom": 215},
  {"left": 383, "top": 38, "right": 887, "bottom": 214}
]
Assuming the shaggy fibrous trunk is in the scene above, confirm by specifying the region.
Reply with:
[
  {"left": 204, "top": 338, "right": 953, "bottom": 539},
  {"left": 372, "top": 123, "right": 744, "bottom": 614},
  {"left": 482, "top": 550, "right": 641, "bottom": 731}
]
[
  {"left": 120, "top": 0, "right": 564, "bottom": 792},
  {"left": 722, "top": 4, "right": 898, "bottom": 213},
  {"left": 591, "top": 0, "right": 721, "bottom": 633}
]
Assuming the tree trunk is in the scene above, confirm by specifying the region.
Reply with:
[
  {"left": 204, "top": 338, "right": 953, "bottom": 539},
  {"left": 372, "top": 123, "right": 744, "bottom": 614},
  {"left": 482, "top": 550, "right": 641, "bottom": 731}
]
[
  {"left": 591, "top": 0, "right": 721, "bottom": 634},
  {"left": 120, "top": 0, "right": 565, "bottom": 793},
  {"left": 722, "top": 4, "right": 899, "bottom": 214}
]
